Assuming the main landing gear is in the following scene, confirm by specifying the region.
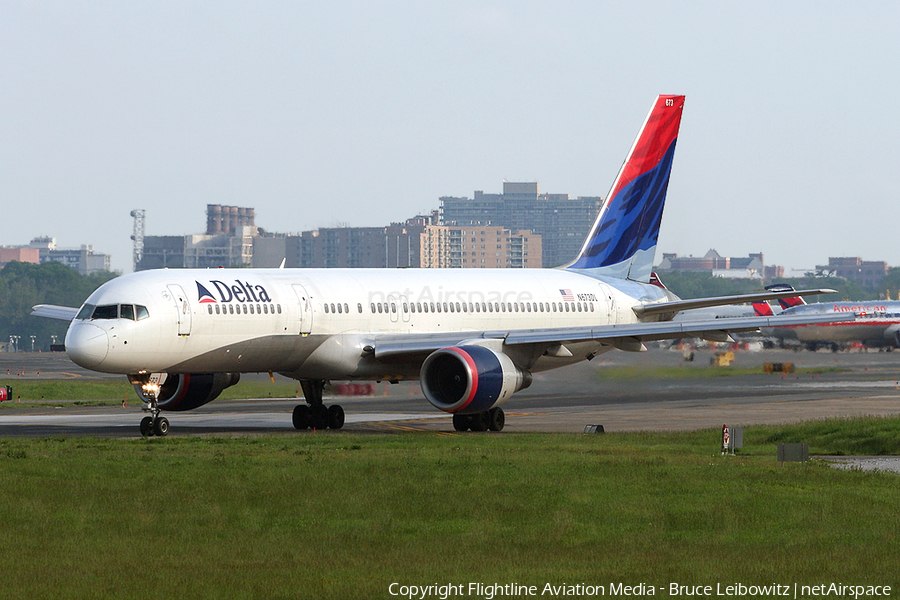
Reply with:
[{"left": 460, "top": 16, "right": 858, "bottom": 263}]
[
  {"left": 139, "top": 383, "right": 169, "bottom": 437},
  {"left": 452, "top": 407, "right": 505, "bottom": 432},
  {"left": 292, "top": 379, "right": 345, "bottom": 430}
]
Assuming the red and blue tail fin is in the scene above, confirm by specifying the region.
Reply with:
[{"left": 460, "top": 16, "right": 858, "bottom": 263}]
[
  {"left": 778, "top": 296, "right": 806, "bottom": 310},
  {"left": 649, "top": 271, "right": 667, "bottom": 289},
  {"left": 752, "top": 302, "right": 775, "bottom": 317},
  {"left": 765, "top": 283, "right": 806, "bottom": 310},
  {"left": 566, "top": 95, "right": 685, "bottom": 282}
]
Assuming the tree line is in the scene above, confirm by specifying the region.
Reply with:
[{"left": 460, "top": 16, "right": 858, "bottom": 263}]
[
  {"left": 659, "top": 270, "right": 900, "bottom": 304},
  {"left": 0, "top": 261, "right": 118, "bottom": 351}
]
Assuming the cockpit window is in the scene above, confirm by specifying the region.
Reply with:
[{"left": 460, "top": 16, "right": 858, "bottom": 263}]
[
  {"left": 77, "top": 303, "right": 149, "bottom": 320},
  {"left": 92, "top": 305, "right": 118, "bottom": 319}
]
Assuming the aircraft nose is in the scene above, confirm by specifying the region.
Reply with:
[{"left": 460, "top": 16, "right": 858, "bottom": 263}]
[{"left": 66, "top": 323, "right": 110, "bottom": 370}]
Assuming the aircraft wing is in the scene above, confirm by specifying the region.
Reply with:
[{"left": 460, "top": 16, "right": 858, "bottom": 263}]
[
  {"left": 372, "top": 311, "right": 856, "bottom": 358},
  {"left": 633, "top": 288, "right": 837, "bottom": 318},
  {"left": 31, "top": 304, "right": 80, "bottom": 321}
]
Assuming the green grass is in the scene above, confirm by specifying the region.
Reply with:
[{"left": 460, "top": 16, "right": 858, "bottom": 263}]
[
  {"left": 754, "top": 416, "right": 900, "bottom": 455},
  {"left": 1, "top": 419, "right": 899, "bottom": 598},
  {"left": 218, "top": 380, "right": 300, "bottom": 400},
  {"left": 0, "top": 379, "right": 133, "bottom": 403}
]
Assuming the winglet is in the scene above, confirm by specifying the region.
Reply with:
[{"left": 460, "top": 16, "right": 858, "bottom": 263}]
[{"left": 566, "top": 95, "right": 685, "bottom": 282}]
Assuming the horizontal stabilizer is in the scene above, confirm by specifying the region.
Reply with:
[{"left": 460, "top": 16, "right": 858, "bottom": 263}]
[
  {"left": 632, "top": 288, "right": 837, "bottom": 319},
  {"left": 31, "top": 304, "right": 79, "bottom": 321}
]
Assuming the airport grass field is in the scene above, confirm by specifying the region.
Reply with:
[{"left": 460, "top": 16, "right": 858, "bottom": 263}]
[
  {"left": 1, "top": 419, "right": 899, "bottom": 599},
  {"left": 0, "top": 378, "right": 302, "bottom": 405}
]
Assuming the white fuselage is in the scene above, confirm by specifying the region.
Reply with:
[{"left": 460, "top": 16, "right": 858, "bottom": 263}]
[{"left": 65, "top": 267, "right": 671, "bottom": 380}]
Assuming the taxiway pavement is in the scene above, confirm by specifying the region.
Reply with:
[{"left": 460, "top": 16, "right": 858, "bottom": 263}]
[{"left": 2, "top": 347, "right": 900, "bottom": 438}]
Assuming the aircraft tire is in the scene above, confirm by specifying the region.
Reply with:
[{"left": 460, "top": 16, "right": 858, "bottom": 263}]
[
  {"left": 452, "top": 413, "right": 469, "bottom": 432},
  {"left": 488, "top": 407, "right": 505, "bottom": 432},
  {"left": 154, "top": 417, "right": 169, "bottom": 437},
  {"left": 292, "top": 404, "right": 310, "bottom": 430},
  {"left": 140, "top": 416, "right": 153, "bottom": 437},
  {"left": 310, "top": 404, "right": 329, "bottom": 430},
  {"left": 327, "top": 405, "right": 345, "bottom": 430},
  {"left": 469, "top": 411, "right": 490, "bottom": 432}
]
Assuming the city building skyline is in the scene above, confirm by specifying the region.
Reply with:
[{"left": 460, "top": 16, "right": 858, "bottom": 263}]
[
  {"left": 0, "top": 237, "right": 110, "bottom": 275},
  {"left": 439, "top": 181, "right": 601, "bottom": 268},
  {"left": 136, "top": 206, "right": 543, "bottom": 271}
]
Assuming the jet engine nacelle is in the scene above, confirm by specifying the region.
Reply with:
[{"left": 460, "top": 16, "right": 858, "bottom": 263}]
[
  {"left": 420, "top": 346, "right": 532, "bottom": 414},
  {"left": 884, "top": 324, "right": 900, "bottom": 348},
  {"left": 133, "top": 373, "right": 241, "bottom": 411}
]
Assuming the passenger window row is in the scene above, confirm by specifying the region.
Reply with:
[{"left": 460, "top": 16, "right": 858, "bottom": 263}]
[
  {"left": 324, "top": 303, "right": 353, "bottom": 314},
  {"left": 206, "top": 303, "right": 281, "bottom": 316},
  {"left": 324, "top": 301, "right": 596, "bottom": 315}
]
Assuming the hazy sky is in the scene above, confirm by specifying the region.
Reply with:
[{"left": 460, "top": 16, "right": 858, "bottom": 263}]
[{"left": 2, "top": 2, "right": 898, "bottom": 274}]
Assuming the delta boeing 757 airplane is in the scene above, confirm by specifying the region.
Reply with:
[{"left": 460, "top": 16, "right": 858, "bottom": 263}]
[{"left": 33, "top": 95, "right": 853, "bottom": 436}]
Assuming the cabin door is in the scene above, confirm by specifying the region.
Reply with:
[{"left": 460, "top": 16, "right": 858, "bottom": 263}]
[
  {"left": 292, "top": 284, "right": 313, "bottom": 335},
  {"left": 166, "top": 284, "right": 192, "bottom": 336}
]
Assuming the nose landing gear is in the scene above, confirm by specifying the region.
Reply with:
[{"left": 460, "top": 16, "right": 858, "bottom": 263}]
[{"left": 139, "top": 381, "right": 169, "bottom": 437}]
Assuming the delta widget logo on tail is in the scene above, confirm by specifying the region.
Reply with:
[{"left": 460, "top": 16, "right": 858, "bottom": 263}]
[{"left": 196, "top": 280, "right": 272, "bottom": 303}]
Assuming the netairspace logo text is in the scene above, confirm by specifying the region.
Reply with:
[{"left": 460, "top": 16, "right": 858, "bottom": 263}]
[{"left": 387, "top": 582, "right": 893, "bottom": 600}]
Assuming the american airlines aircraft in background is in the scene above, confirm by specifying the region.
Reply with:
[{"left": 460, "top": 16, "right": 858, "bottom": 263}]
[
  {"left": 754, "top": 285, "right": 900, "bottom": 351},
  {"left": 33, "top": 95, "right": 853, "bottom": 436}
]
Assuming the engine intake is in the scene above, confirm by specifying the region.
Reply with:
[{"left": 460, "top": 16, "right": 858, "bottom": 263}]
[
  {"left": 420, "top": 346, "right": 531, "bottom": 414},
  {"left": 132, "top": 373, "right": 241, "bottom": 411}
]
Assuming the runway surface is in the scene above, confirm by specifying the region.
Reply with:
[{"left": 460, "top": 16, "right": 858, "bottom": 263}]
[{"left": 2, "top": 347, "right": 900, "bottom": 439}]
